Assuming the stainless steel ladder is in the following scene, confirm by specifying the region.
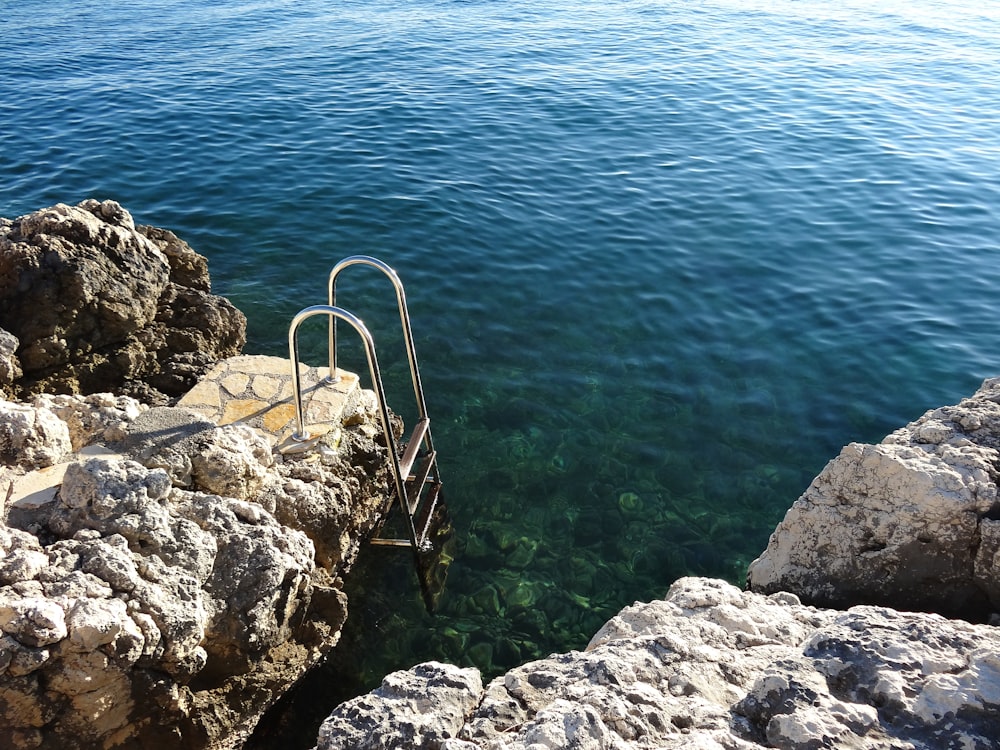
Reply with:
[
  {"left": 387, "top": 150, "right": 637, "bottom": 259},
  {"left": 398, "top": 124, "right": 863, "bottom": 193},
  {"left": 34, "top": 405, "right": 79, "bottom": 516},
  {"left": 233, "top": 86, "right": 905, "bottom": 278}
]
[{"left": 286, "top": 256, "right": 450, "bottom": 610}]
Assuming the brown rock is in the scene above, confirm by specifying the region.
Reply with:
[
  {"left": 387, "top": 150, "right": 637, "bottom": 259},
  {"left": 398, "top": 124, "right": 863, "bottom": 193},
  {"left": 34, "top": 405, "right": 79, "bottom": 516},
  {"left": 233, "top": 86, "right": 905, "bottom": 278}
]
[{"left": 0, "top": 200, "right": 246, "bottom": 402}]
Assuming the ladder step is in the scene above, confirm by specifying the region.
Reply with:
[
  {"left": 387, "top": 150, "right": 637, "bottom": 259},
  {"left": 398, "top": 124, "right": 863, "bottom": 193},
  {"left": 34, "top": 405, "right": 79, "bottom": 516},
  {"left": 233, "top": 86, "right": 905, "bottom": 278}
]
[
  {"left": 398, "top": 418, "right": 430, "bottom": 478},
  {"left": 405, "top": 451, "right": 437, "bottom": 514},
  {"left": 372, "top": 482, "right": 444, "bottom": 550},
  {"left": 370, "top": 537, "right": 412, "bottom": 548}
]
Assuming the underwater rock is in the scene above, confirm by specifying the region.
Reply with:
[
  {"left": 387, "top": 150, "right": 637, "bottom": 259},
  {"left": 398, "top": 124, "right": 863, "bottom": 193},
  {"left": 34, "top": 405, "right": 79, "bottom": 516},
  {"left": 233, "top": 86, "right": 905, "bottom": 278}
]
[
  {"left": 748, "top": 376, "right": 1000, "bottom": 620},
  {"left": 617, "top": 490, "right": 643, "bottom": 514},
  {"left": 315, "top": 577, "right": 1000, "bottom": 750},
  {"left": 504, "top": 537, "right": 537, "bottom": 569},
  {"left": 0, "top": 200, "right": 246, "bottom": 403}
]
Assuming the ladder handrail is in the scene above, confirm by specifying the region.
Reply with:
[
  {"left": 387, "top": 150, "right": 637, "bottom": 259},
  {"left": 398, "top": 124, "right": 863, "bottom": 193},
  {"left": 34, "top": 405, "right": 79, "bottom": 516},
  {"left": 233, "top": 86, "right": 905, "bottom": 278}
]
[
  {"left": 287, "top": 304, "right": 418, "bottom": 550},
  {"left": 326, "top": 256, "right": 432, "bottom": 454}
]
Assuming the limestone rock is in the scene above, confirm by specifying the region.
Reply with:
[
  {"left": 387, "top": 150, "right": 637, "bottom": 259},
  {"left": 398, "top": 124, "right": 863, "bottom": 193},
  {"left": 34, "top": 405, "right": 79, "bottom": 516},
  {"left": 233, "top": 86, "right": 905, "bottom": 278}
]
[
  {"left": 1, "top": 380, "right": 396, "bottom": 750},
  {"left": 188, "top": 423, "right": 274, "bottom": 501},
  {"left": 0, "top": 200, "right": 246, "bottom": 402},
  {"left": 0, "top": 329, "right": 21, "bottom": 398},
  {"left": 317, "top": 578, "right": 1000, "bottom": 750},
  {"left": 748, "top": 376, "right": 1000, "bottom": 620},
  {"left": 315, "top": 662, "right": 484, "bottom": 750},
  {"left": 139, "top": 224, "right": 211, "bottom": 292},
  {"left": 0, "top": 399, "right": 73, "bottom": 471},
  {"left": 32, "top": 392, "right": 145, "bottom": 451}
]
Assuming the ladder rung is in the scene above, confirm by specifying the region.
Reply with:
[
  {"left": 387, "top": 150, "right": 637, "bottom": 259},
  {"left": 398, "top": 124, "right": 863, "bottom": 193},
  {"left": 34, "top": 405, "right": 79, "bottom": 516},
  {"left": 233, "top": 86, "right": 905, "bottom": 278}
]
[
  {"left": 398, "top": 418, "right": 430, "bottom": 478},
  {"left": 370, "top": 537, "right": 411, "bottom": 548},
  {"left": 405, "top": 451, "right": 436, "bottom": 514}
]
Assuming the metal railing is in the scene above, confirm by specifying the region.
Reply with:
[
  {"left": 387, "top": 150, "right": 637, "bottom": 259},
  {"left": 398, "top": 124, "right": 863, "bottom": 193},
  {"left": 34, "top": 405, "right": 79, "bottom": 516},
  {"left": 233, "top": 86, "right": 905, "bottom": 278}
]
[
  {"left": 325, "top": 255, "right": 434, "bottom": 455},
  {"left": 286, "top": 304, "right": 417, "bottom": 550}
]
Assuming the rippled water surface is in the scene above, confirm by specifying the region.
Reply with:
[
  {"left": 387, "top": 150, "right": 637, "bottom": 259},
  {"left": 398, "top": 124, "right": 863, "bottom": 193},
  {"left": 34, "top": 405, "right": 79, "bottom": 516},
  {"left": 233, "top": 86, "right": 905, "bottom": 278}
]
[{"left": 4, "top": 0, "right": 1000, "bottom": 743}]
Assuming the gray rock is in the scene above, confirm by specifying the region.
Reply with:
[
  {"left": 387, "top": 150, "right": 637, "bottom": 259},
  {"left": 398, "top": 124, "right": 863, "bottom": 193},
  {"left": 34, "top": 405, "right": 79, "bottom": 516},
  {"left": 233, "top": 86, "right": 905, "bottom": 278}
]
[
  {"left": 0, "top": 398, "right": 72, "bottom": 470},
  {"left": 319, "top": 577, "right": 1000, "bottom": 750},
  {"left": 34, "top": 392, "right": 145, "bottom": 450},
  {"left": 1, "top": 386, "right": 396, "bottom": 750},
  {"left": 0, "top": 329, "right": 21, "bottom": 398},
  {"left": 748, "top": 376, "right": 1000, "bottom": 620},
  {"left": 189, "top": 423, "right": 274, "bottom": 501},
  {"left": 315, "top": 661, "right": 484, "bottom": 750}
]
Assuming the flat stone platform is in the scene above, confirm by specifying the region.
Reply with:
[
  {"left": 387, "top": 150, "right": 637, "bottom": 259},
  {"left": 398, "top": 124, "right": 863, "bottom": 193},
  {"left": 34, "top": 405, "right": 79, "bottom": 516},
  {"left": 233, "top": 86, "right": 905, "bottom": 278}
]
[
  {"left": 176, "top": 355, "right": 367, "bottom": 451},
  {"left": 6, "top": 355, "right": 367, "bottom": 509}
]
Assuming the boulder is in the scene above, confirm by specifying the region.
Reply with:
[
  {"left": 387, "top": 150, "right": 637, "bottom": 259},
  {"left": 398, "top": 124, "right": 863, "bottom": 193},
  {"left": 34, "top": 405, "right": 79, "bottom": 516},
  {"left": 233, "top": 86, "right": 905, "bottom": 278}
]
[
  {"left": 315, "top": 662, "right": 484, "bottom": 750},
  {"left": 315, "top": 577, "right": 1000, "bottom": 750},
  {"left": 0, "top": 399, "right": 72, "bottom": 471},
  {"left": 747, "top": 376, "right": 1000, "bottom": 620},
  {"left": 0, "top": 200, "right": 246, "bottom": 403},
  {"left": 1, "top": 386, "right": 395, "bottom": 750}
]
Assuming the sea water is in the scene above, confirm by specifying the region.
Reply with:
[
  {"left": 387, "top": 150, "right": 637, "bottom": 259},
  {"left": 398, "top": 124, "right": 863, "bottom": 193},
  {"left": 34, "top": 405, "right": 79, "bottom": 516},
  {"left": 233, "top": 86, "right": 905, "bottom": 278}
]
[{"left": 4, "top": 0, "right": 1000, "bottom": 744}]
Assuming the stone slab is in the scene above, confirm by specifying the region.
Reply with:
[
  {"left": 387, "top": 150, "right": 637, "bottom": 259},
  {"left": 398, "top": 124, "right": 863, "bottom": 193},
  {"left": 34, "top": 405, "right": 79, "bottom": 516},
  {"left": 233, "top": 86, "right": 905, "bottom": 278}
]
[{"left": 176, "top": 354, "right": 362, "bottom": 445}]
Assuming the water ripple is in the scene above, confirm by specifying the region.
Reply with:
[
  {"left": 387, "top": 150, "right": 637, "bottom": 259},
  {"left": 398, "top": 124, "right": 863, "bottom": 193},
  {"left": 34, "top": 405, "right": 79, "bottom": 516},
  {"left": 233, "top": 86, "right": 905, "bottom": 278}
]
[{"left": 4, "top": 0, "right": 1000, "bottom": 726}]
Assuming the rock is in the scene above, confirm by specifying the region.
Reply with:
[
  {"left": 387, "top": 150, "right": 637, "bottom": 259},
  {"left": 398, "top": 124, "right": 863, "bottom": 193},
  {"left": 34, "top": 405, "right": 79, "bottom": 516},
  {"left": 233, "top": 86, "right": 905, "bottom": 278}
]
[
  {"left": 33, "top": 392, "right": 146, "bottom": 450},
  {"left": 747, "top": 376, "right": 1000, "bottom": 620},
  {"left": 317, "top": 577, "right": 1000, "bottom": 750},
  {"left": 1, "top": 375, "right": 397, "bottom": 750},
  {"left": 0, "top": 200, "right": 246, "bottom": 402},
  {"left": 0, "top": 329, "right": 21, "bottom": 398},
  {"left": 315, "top": 662, "right": 483, "bottom": 750},
  {"left": 139, "top": 224, "right": 211, "bottom": 292},
  {"left": 0, "top": 399, "right": 72, "bottom": 470}
]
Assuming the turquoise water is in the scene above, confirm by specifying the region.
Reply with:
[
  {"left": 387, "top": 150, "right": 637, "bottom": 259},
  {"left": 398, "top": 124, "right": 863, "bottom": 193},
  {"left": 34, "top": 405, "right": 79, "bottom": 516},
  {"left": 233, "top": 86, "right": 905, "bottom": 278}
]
[{"left": 5, "top": 0, "right": 1000, "bottom": 740}]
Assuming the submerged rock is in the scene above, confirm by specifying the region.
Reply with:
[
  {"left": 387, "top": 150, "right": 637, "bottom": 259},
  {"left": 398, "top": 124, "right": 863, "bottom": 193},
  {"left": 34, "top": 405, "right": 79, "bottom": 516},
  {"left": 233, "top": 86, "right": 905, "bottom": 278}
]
[
  {"left": 316, "top": 577, "right": 1000, "bottom": 750},
  {"left": 747, "top": 376, "right": 1000, "bottom": 620}
]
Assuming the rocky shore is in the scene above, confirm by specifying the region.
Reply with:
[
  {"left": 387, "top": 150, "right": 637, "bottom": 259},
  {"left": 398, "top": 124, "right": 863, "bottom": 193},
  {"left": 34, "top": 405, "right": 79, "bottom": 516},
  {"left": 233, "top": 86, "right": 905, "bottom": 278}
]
[
  {"left": 3, "top": 201, "right": 999, "bottom": 749},
  {"left": 1, "top": 202, "right": 397, "bottom": 749},
  {"left": 316, "top": 577, "right": 1000, "bottom": 750},
  {"left": 315, "top": 376, "right": 1000, "bottom": 750}
]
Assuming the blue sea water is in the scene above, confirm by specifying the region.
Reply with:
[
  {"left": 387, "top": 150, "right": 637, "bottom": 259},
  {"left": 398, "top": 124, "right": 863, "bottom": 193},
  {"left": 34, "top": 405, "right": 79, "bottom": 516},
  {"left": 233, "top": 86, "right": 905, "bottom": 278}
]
[{"left": 4, "top": 0, "right": 1000, "bottom": 741}]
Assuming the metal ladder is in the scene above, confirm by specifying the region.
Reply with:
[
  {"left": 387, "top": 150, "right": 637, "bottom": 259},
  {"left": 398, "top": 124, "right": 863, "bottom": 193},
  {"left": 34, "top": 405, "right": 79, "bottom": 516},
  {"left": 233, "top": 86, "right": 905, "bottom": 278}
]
[{"left": 286, "top": 256, "right": 450, "bottom": 610}]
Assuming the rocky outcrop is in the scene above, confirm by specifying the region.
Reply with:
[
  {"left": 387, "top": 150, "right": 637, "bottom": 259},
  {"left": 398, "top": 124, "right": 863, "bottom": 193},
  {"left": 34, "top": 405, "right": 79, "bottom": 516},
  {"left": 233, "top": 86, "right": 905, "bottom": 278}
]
[
  {"left": 0, "top": 202, "right": 410, "bottom": 749},
  {"left": 0, "top": 200, "right": 412, "bottom": 750},
  {"left": 747, "top": 376, "right": 1000, "bottom": 621},
  {"left": 314, "top": 376, "right": 1000, "bottom": 750},
  {"left": 317, "top": 577, "right": 1000, "bottom": 750},
  {"left": 0, "top": 200, "right": 246, "bottom": 404},
  {"left": 1, "top": 364, "right": 396, "bottom": 749}
]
